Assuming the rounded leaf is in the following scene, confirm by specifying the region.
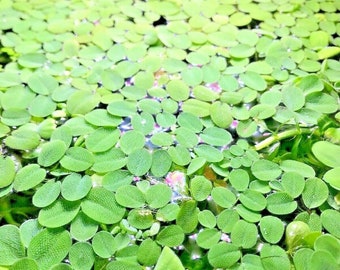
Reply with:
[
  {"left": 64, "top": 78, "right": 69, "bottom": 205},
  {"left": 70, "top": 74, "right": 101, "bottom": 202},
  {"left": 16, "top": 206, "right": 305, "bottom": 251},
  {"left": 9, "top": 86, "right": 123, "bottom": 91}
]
[
  {"left": 28, "top": 228, "right": 72, "bottom": 270},
  {"left": 208, "top": 242, "right": 241, "bottom": 268},
  {"left": 137, "top": 238, "right": 161, "bottom": 266},
  {"left": 156, "top": 225, "right": 184, "bottom": 247},
  {"left": 32, "top": 181, "right": 61, "bottom": 208},
  {"left": 190, "top": 176, "right": 212, "bottom": 201},
  {"left": 302, "top": 178, "right": 328, "bottom": 209},
  {"left": 312, "top": 141, "right": 340, "bottom": 168},
  {"left": 323, "top": 167, "right": 340, "bottom": 190},
  {"left": 231, "top": 220, "right": 258, "bottom": 248},
  {"left": 69, "top": 242, "right": 95, "bottom": 270},
  {"left": 252, "top": 160, "right": 282, "bottom": 181},
  {"left": 321, "top": 209, "right": 340, "bottom": 238},
  {"left": 38, "top": 199, "right": 80, "bottom": 228},
  {"left": 197, "top": 228, "right": 221, "bottom": 249},
  {"left": 266, "top": 192, "right": 297, "bottom": 215},
  {"left": 0, "top": 157, "right": 16, "bottom": 188},
  {"left": 211, "top": 187, "right": 237, "bottom": 208},
  {"left": 92, "top": 231, "right": 116, "bottom": 258},
  {"left": 127, "top": 149, "right": 152, "bottom": 176},
  {"left": 14, "top": 164, "right": 46, "bottom": 192},
  {"left": 0, "top": 225, "right": 25, "bottom": 265},
  {"left": 85, "top": 127, "right": 119, "bottom": 153},
  {"left": 61, "top": 173, "right": 92, "bottom": 201},
  {"left": 115, "top": 185, "right": 145, "bottom": 208},
  {"left": 146, "top": 184, "right": 172, "bottom": 209},
  {"left": 260, "top": 216, "right": 284, "bottom": 244},
  {"left": 70, "top": 212, "right": 98, "bottom": 242},
  {"left": 38, "top": 140, "right": 67, "bottom": 167},
  {"left": 127, "top": 208, "right": 154, "bottom": 229},
  {"left": 81, "top": 187, "right": 125, "bottom": 224},
  {"left": 60, "top": 147, "right": 94, "bottom": 172}
]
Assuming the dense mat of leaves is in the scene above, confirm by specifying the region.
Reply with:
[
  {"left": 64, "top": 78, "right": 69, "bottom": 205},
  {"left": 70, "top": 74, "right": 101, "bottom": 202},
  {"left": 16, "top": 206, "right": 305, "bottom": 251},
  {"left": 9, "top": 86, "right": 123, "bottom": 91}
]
[{"left": 0, "top": 0, "right": 339, "bottom": 269}]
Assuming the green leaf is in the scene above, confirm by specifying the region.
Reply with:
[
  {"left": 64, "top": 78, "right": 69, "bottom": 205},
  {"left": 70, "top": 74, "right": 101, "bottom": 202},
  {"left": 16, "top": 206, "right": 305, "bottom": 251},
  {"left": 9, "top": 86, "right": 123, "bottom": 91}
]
[
  {"left": 102, "top": 170, "right": 133, "bottom": 192},
  {"left": 32, "top": 181, "right": 61, "bottom": 207},
  {"left": 323, "top": 167, "right": 340, "bottom": 190},
  {"left": 66, "top": 91, "right": 101, "bottom": 115},
  {"left": 19, "top": 219, "right": 43, "bottom": 248},
  {"left": 312, "top": 141, "right": 340, "bottom": 168},
  {"left": 106, "top": 260, "right": 142, "bottom": 270},
  {"left": 101, "top": 70, "right": 124, "bottom": 91},
  {"left": 29, "top": 95, "right": 56, "bottom": 117},
  {"left": 5, "top": 129, "right": 40, "bottom": 150},
  {"left": 0, "top": 225, "right": 25, "bottom": 265},
  {"left": 107, "top": 100, "right": 137, "bottom": 116},
  {"left": 70, "top": 212, "right": 98, "bottom": 242},
  {"left": 120, "top": 130, "right": 145, "bottom": 154},
  {"left": 69, "top": 242, "right": 95, "bottom": 270},
  {"left": 321, "top": 210, "right": 340, "bottom": 238},
  {"left": 260, "top": 244, "right": 290, "bottom": 270},
  {"left": 217, "top": 209, "right": 240, "bottom": 233},
  {"left": 260, "top": 216, "right": 285, "bottom": 244},
  {"left": 92, "top": 148, "right": 126, "bottom": 173},
  {"left": 85, "top": 127, "right": 119, "bottom": 153},
  {"left": 38, "top": 140, "right": 67, "bottom": 167},
  {"left": 239, "top": 71, "right": 267, "bottom": 91},
  {"left": 175, "top": 127, "right": 198, "bottom": 148},
  {"left": 302, "top": 178, "right": 328, "bottom": 209},
  {"left": 127, "top": 209, "right": 154, "bottom": 229},
  {"left": 81, "top": 187, "right": 125, "bottom": 224},
  {"left": 210, "top": 101, "right": 233, "bottom": 128},
  {"left": 310, "top": 250, "right": 338, "bottom": 270},
  {"left": 168, "top": 145, "right": 191, "bottom": 166},
  {"left": 200, "top": 127, "right": 232, "bottom": 146},
  {"left": 280, "top": 160, "right": 315, "bottom": 178},
  {"left": 166, "top": 79, "right": 190, "bottom": 101},
  {"left": 151, "top": 150, "right": 172, "bottom": 177},
  {"left": 182, "top": 99, "right": 211, "bottom": 117},
  {"left": 190, "top": 176, "right": 212, "bottom": 201},
  {"left": 84, "top": 109, "right": 121, "bottom": 127},
  {"left": 266, "top": 192, "right": 297, "bottom": 215},
  {"left": 197, "top": 228, "right": 221, "bottom": 249},
  {"left": 194, "top": 144, "right": 223, "bottom": 162},
  {"left": 92, "top": 231, "right": 116, "bottom": 258},
  {"left": 314, "top": 234, "right": 340, "bottom": 264},
  {"left": 0, "top": 157, "right": 16, "bottom": 188},
  {"left": 115, "top": 185, "right": 145, "bottom": 208},
  {"left": 28, "top": 228, "right": 72, "bottom": 269},
  {"left": 146, "top": 184, "right": 172, "bottom": 209},
  {"left": 61, "top": 173, "right": 92, "bottom": 201},
  {"left": 38, "top": 199, "right": 80, "bottom": 228},
  {"left": 187, "top": 157, "right": 206, "bottom": 175},
  {"left": 198, "top": 210, "right": 217, "bottom": 229},
  {"left": 282, "top": 86, "right": 305, "bottom": 111},
  {"left": 156, "top": 225, "right": 184, "bottom": 247},
  {"left": 154, "top": 246, "right": 184, "bottom": 270},
  {"left": 229, "top": 169, "right": 249, "bottom": 191},
  {"left": 0, "top": 72, "right": 21, "bottom": 87},
  {"left": 208, "top": 242, "right": 241, "bottom": 268},
  {"left": 60, "top": 147, "right": 94, "bottom": 172},
  {"left": 252, "top": 160, "right": 282, "bottom": 181},
  {"left": 176, "top": 200, "right": 199, "bottom": 233},
  {"left": 137, "top": 238, "right": 161, "bottom": 266},
  {"left": 317, "top": 46, "right": 340, "bottom": 59},
  {"left": 211, "top": 187, "right": 237, "bottom": 208},
  {"left": 231, "top": 220, "right": 258, "bottom": 249},
  {"left": 1, "top": 109, "right": 31, "bottom": 126},
  {"left": 18, "top": 53, "right": 46, "bottom": 68},
  {"left": 239, "top": 190, "right": 267, "bottom": 211},
  {"left": 127, "top": 148, "right": 152, "bottom": 176},
  {"left": 293, "top": 248, "right": 313, "bottom": 270},
  {"left": 177, "top": 112, "right": 203, "bottom": 132},
  {"left": 10, "top": 258, "right": 39, "bottom": 270},
  {"left": 13, "top": 164, "right": 46, "bottom": 192},
  {"left": 281, "top": 172, "right": 305, "bottom": 198}
]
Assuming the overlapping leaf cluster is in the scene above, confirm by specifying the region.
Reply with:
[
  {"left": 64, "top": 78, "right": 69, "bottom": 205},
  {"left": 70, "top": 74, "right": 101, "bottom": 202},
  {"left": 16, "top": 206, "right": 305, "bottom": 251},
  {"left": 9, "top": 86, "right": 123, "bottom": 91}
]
[{"left": 0, "top": 0, "right": 339, "bottom": 269}]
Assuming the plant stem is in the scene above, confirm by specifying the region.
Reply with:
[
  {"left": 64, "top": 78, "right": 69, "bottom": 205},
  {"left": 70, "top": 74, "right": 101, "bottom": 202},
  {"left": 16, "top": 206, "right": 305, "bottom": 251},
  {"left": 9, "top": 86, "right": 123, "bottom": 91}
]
[{"left": 254, "top": 128, "right": 314, "bottom": 151}]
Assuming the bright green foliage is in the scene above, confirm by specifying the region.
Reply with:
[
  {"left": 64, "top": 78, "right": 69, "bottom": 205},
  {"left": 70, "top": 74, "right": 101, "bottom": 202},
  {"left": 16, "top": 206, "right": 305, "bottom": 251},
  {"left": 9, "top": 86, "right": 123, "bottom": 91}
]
[
  {"left": 28, "top": 228, "right": 72, "bottom": 269},
  {"left": 81, "top": 188, "right": 125, "bottom": 224},
  {"left": 0, "top": 0, "right": 339, "bottom": 268},
  {"left": 0, "top": 225, "right": 25, "bottom": 265},
  {"left": 13, "top": 164, "right": 46, "bottom": 192},
  {"left": 0, "top": 156, "right": 15, "bottom": 188}
]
